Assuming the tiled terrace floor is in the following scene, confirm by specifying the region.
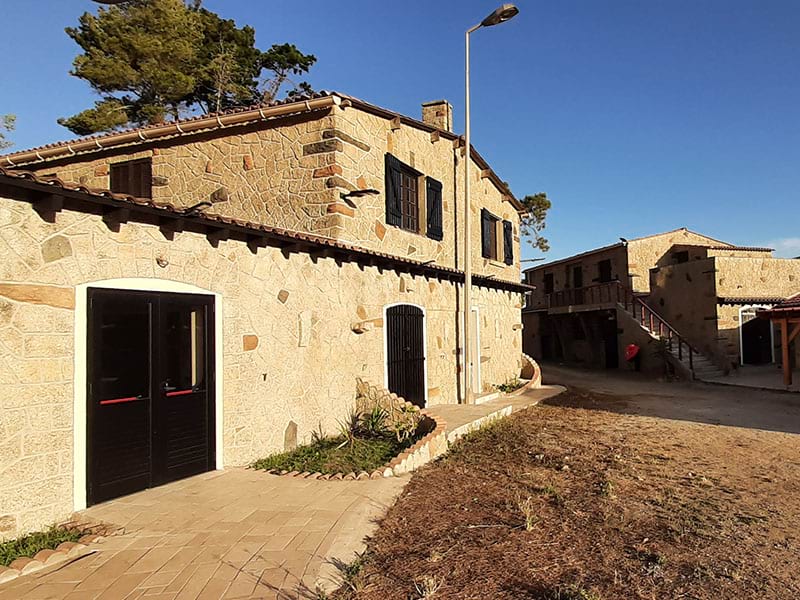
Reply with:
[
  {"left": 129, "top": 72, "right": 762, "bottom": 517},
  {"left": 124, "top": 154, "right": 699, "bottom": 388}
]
[{"left": 0, "top": 470, "right": 405, "bottom": 599}]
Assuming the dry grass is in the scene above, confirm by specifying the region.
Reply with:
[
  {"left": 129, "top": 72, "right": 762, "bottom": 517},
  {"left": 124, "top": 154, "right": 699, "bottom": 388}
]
[{"left": 332, "top": 387, "right": 800, "bottom": 599}]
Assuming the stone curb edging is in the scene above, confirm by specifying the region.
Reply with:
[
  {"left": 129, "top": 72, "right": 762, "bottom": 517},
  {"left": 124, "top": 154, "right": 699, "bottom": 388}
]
[
  {"left": 0, "top": 517, "right": 126, "bottom": 586},
  {"left": 0, "top": 534, "right": 103, "bottom": 585},
  {"left": 265, "top": 411, "right": 448, "bottom": 481},
  {"left": 513, "top": 354, "right": 542, "bottom": 394}
]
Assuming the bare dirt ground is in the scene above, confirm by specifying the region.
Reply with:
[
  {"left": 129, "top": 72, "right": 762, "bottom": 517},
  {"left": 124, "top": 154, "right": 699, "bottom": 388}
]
[{"left": 333, "top": 367, "right": 800, "bottom": 599}]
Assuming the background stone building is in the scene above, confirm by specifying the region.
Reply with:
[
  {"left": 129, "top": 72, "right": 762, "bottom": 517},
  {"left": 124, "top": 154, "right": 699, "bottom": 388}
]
[
  {"left": 0, "top": 92, "right": 528, "bottom": 538},
  {"left": 522, "top": 228, "right": 800, "bottom": 378}
]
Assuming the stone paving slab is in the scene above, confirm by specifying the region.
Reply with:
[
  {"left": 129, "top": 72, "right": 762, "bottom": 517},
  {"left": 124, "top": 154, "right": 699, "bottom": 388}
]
[{"left": 0, "top": 470, "right": 406, "bottom": 599}]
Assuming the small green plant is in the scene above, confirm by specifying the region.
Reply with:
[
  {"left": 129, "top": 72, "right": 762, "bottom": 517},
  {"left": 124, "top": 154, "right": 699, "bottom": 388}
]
[
  {"left": 361, "top": 405, "right": 389, "bottom": 438},
  {"left": 337, "top": 408, "right": 363, "bottom": 448},
  {"left": 598, "top": 479, "right": 614, "bottom": 497},
  {"left": 390, "top": 403, "right": 421, "bottom": 443},
  {"left": 337, "top": 552, "right": 367, "bottom": 593},
  {"left": 0, "top": 527, "right": 83, "bottom": 567},
  {"left": 516, "top": 494, "right": 538, "bottom": 531},
  {"left": 496, "top": 377, "right": 524, "bottom": 394}
]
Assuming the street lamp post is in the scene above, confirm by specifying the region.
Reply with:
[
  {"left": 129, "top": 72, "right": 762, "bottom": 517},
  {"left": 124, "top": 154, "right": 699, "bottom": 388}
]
[{"left": 463, "top": 3, "right": 519, "bottom": 404}]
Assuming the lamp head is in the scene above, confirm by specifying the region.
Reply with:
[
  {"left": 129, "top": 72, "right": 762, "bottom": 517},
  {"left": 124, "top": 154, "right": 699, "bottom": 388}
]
[{"left": 480, "top": 3, "right": 519, "bottom": 27}]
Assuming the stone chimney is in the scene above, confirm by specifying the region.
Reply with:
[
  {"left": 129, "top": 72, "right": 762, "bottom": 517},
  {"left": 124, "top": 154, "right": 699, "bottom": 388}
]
[{"left": 421, "top": 100, "right": 453, "bottom": 132}]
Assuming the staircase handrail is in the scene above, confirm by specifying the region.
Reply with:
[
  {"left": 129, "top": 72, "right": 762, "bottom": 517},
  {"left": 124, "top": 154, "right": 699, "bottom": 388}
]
[{"left": 612, "top": 281, "right": 700, "bottom": 371}]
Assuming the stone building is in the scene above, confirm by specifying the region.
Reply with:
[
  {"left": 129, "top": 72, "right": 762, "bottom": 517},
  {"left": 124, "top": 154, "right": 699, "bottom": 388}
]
[
  {"left": 0, "top": 92, "right": 529, "bottom": 538},
  {"left": 522, "top": 228, "right": 800, "bottom": 378}
]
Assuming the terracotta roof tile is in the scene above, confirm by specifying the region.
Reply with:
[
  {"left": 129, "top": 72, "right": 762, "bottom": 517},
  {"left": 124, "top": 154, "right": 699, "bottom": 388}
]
[{"left": 717, "top": 296, "right": 786, "bottom": 305}]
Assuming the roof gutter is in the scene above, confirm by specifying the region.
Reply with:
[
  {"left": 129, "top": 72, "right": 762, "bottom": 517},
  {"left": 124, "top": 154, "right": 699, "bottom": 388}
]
[{"left": 0, "top": 95, "right": 342, "bottom": 168}]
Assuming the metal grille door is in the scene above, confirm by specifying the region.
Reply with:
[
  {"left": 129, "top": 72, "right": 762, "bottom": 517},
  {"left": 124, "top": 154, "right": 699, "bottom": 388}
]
[{"left": 386, "top": 305, "right": 426, "bottom": 407}]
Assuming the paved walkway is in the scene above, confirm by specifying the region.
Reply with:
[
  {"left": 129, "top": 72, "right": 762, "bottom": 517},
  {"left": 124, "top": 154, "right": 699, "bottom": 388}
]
[
  {"left": 0, "top": 470, "right": 405, "bottom": 600},
  {"left": 425, "top": 384, "right": 565, "bottom": 437},
  {"left": 702, "top": 364, "right": 800, "bottom": 393},
  {"left": 0, "top": 385, "right": 565, "bottom": 600}
]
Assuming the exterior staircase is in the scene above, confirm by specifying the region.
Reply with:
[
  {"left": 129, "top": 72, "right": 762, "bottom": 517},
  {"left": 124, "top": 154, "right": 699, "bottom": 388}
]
[
  {"left": 549, "top": 281, "right": 727, "bottom": 381},
  {"left": 615, "top": 283, "right": 727, "bottom": 380}
]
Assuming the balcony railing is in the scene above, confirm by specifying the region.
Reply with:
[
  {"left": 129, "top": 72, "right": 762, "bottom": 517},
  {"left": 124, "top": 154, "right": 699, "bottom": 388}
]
[{"left": 548, "top": 281, "right": 625, "bottom": 309}]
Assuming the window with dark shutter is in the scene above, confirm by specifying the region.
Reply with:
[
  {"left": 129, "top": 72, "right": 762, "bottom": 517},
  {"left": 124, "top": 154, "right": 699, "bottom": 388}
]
[
  {"left": 481, "top": 208, "right": 498, "bottom": 260},
  {"left": 503, "top": 220, "right": 513, "bottom": 265},
  {"left": 384, "top": 154, "right": 402, "bottom": 227},
  {"left": 384, "top": 153, "right": 422, "bottom": 233},
  {"left": 110, "top": 158, "right": 152, "bottom": 199},
  {"left": 426, "top": 177, "right": 443, "bottom": 241}
]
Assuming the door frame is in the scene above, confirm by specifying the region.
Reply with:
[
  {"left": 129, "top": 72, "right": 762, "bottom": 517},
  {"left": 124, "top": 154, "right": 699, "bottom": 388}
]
[
  {"left": 74, "top": 278, "right": 224, "bottom": 511},
  {"left": 738, "top": 304, "right": 775, "bottom": 366},
  {"left": 382, "top": 302, "right": 428, "bottom": 408}
]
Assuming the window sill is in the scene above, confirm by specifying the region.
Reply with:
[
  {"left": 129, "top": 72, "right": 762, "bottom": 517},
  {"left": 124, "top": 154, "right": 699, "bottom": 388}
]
[
  {"left": 485, "top": 259, "right": 510, "bottom": 269},
  {"left": 387, "top": 223, "right": 443, "bottom": 242}
]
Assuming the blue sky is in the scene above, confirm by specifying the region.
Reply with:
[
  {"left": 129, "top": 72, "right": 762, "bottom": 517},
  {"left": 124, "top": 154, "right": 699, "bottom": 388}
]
[{"left": 1, "top": 1, "right": 798, "bottom": 261}]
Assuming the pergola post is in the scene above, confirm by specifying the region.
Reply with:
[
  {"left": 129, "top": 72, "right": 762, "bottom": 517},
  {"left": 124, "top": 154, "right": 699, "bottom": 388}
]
[
  {"left": 781, "top": 318, "right": 791, "bottom": 386},
  {"left": 776, "top": 317, "right": 800, "bottom": 387}
]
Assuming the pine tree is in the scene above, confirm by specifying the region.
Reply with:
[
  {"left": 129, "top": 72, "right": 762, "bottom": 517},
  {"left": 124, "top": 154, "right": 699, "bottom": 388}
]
[{"left": 59, "top": 0, "right": 316, "bottom": 134}]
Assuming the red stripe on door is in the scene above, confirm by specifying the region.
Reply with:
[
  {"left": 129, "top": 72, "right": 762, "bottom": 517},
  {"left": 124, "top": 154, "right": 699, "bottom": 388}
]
[
  {"left": 165, "top": 389, "right": 195, "bottom": 397},
  {"left": 99, "top": 396, "right": 141, "bottom": 406}
]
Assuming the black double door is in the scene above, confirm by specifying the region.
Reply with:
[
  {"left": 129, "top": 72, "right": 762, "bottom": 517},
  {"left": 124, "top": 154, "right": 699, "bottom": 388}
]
[
  {"left": 87, "top": 288, "right": 215, "bottom": 506},
  {"left": 386, "top": 305, "right": 426, "bottom": 408}
]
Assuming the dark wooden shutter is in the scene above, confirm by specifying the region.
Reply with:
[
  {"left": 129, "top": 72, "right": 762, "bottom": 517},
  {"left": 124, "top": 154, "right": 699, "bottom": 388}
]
[
  {"left": 110, "top": 158, "right": 152, "bottom": 199},
  {"left": 425, "top": 177, "right": 443, "bottom": 241},
  {"left": 384, "top": 154, "right": 402, "bottom": 226},
  {"left": 503, "top": 220, "right": 513, "bottom": 265},
  {"left": 480, "top": 208, "right": 492, "bottom": 258}
]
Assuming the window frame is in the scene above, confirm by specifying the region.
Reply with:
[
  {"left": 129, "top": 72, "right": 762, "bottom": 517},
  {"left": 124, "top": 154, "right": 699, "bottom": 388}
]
[
  {"left": 397, "top": 164, "right": 420, "bottom": 233},
  {"left": 110, "top": 157, "right": 153, "bottom": 200}
]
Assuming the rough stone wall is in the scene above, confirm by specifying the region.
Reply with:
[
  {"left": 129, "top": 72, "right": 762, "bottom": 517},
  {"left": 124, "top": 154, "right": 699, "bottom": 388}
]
[
  {"left": 627, "top": 229, "right": 731, "bottom": 293},
  {"left": 715, "top": 257, "right": 800, "bottom": 299},
  {"left": 655, "top": 245, "right": 773, "bottom": 268},
  {"left": 647, "top": 259, "right": 721, "bottom": 359},
  {"left": 524, "top": 245, "right": 628, "bottom": 309},
  {"left": 0, "top": 194, "right": 522, "bottom": 538},
  {"left": 24, "top": 106, "right": 522, "bottom": 283},
  {"left": 332, "top": 106, "right": 521, "bottom": 279},
  {"left": 26, "top": 113, "right": 344, "bottom": 238}
]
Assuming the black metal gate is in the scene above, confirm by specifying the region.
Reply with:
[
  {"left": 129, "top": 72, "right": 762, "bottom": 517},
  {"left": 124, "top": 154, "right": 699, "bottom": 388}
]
[
  {"left": 87, "top": 288, "right": 215, "bottom": 505},
  {"left": 386, "top": 304, "right": 426, "bottom": 407}
]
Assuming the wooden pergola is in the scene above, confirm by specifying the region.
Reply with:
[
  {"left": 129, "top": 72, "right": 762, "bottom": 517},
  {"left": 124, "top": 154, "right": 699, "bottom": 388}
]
[{"left": 759, "top": 294, "right": 800, "bottom": 386}]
